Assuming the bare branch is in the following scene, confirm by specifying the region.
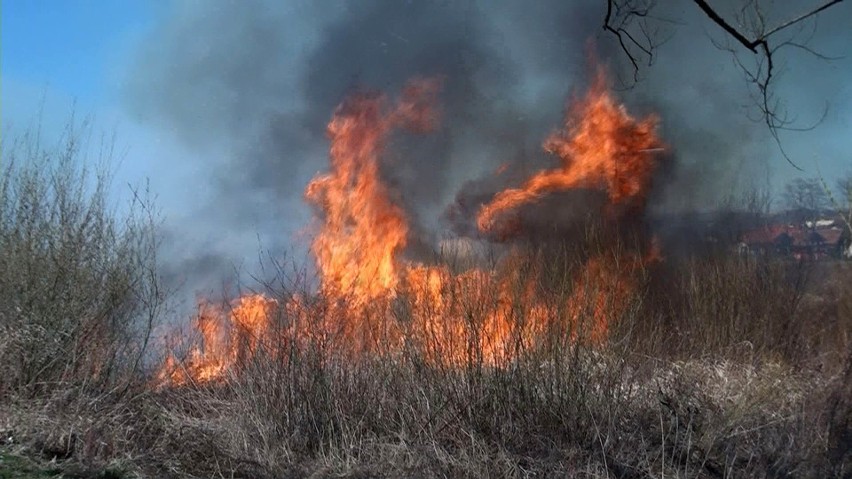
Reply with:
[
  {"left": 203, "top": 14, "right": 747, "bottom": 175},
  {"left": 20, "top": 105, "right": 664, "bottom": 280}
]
[
  {"left": 602, "top": 0, "right": 663, "bottom": 85},
  {"left": 690, "top": 0, "right": 843, "bottom": 169},
  {"left": 774, "top": 41, "right": 844, "bottom": 61},
  {"left": 601, "top": 1, "right": 845, "bottom": 169},
  {"left": 693, "top": 0, "right": 844, "bottom": 50},
  {"left": 693, "top": 0, "right": 759, "bottom": 51},
  {"left": 760, "top": 0, "right": 845, "bottom": 40}
]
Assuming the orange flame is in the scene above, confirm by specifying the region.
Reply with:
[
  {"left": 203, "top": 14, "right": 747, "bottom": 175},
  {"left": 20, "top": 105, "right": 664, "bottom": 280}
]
[
  {"left": 477, "top": 67, "right": 665, "bottom": 234},
  {"left": 158, "top": 65, "right": 665, "bottom": 385},
  {"left": 159, "top": 295, "right": 277, "bottom": 385},
  {"left": 304, "top": 78, "right": 441, "bottom": 302}
]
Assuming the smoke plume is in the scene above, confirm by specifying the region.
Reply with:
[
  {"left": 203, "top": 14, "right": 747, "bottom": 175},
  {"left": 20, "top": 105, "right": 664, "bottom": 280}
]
[{"left": 126, "top": 0, "right": 846, "bottom": 291}]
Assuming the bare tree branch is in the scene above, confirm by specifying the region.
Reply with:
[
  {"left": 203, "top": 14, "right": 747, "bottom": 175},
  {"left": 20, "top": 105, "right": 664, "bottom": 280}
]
[
  {"left": 602, "top": 0, "right": 664, "bottom": 85},
  {"left": 604, "top": 0, "right": 845, "bottom": 170},
  {"left": 761, "top": 0, "right": 844, "bottom": 40},
  {"left": 694, "top": 0, "right": 843, "bottom": 50},
  {"left": 693, "top": 0, "right": 759, "bottom": 51},
  {"left": 692, "top": 0, "right": 844, "bottom": 168}
]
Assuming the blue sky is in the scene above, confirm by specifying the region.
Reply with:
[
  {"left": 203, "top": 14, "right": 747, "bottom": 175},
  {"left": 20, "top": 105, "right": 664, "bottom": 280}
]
[
  {"left": 1, "top": 1, "right": 320, "bottom": 303},
  {"left": 1, "top": 1, "right": 242, "bottom": 299},
  {"left": 3, "top": 1, "right": 155, "bottom": 110},
  {"left": 2, "top": 1, "right": 214, "bottom": 234},
  {"left": 2, "top": 1, "right": 170, "bottom": 187}
]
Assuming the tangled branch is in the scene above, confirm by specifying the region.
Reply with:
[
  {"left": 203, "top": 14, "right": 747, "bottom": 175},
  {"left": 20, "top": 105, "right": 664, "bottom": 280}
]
[{"left": 603, "top": 0, "right": 846, "bottom": 169}]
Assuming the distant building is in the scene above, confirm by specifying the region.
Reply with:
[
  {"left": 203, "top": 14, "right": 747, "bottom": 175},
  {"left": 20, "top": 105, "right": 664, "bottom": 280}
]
[{"left": 738, "top": 219, "right": 850, "bottom": 259}]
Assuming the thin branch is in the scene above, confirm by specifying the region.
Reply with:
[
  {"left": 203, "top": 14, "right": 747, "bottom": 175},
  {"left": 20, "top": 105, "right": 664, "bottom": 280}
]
[
  {"left": 773, "top": 41, "right": 844, "bottom": 61},
  {"left": 693, "top": 0, "right": 844, "bottom": 50},
  {"left": 602, "top": 0, "right": 661, "bottom": 84},
  {"left": 689, "top": 0, "right": 844, "bottom": 170},
  {"left": 693, "top": 0, "right": 758, "bottom": 51},
  {"left": 602, "top": 0, "right": 844, "bottom": 170},
  {"left": 761, "top": 0, "right": 844, "bottom": 40}
]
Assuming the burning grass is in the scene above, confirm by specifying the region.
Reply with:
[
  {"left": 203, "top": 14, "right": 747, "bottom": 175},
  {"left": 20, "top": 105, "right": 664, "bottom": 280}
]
[
  {"left": 2, "top": 247, "right": 850, "bottom": 477},
  {"left": 2, "top": 314, "right": 849, "bottom": 478},
  {"left": 158, "top": 65, "right": 666, "bottom": 385}
]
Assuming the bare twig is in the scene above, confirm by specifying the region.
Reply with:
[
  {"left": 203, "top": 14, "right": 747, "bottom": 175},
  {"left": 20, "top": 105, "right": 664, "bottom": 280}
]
[
  {"left": 602, "top": 0, "right": 664, "bottom": 85},
  {"left": 603, "top": 0, "right": 845, "bottom": 169},
  {"left": 691, "top": 0, "right": 844, "bottom": 168}
]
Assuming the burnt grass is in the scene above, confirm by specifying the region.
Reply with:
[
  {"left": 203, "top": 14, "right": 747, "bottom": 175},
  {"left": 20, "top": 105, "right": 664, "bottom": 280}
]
[{"left": 2, "top": 254, "right": 851, "bottom": 478}]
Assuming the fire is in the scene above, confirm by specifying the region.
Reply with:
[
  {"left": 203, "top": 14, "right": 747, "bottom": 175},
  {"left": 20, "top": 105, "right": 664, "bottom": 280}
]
[
  {"left": 477, "top": 66, "right": 664, "bottom": 235},
  {"left": 159, "top": 295, "right": 277, "bottom": 385},
  {"left": 566, "top": 254, "right": 644, "bottom": 343},
  {"left": 304, "top": 78, "right": 440, "bottom": 302},
  {"left": 158, "top": 65, "right": 665, "bottom": 384}
]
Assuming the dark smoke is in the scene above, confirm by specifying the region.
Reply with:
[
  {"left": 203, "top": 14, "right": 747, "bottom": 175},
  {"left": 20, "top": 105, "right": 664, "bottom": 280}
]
[{"left": 125, "top": 0, "right": 835, "bottom": 289}]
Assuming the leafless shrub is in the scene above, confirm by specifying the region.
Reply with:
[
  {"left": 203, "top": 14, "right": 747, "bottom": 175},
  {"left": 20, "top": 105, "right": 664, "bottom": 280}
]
[{"left": 0, "top": 118, "right": 167, "bottom": 397}]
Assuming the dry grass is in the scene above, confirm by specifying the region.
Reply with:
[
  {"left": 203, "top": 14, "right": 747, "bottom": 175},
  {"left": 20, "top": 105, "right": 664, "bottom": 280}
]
[
  {"left": 1, "top": 124, "right": 850, "bottom": 478},
  {"left": 8, "top": 253, "right": 850, "bottom": 478},
  {"left": 2, "top": 340, "right": 847, "bottom": 478}
]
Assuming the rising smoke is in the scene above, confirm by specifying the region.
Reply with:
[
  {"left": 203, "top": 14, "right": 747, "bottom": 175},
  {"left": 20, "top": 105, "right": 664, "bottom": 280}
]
[{"left": 126, "top": 0, "right": 842, "bottom": 293}]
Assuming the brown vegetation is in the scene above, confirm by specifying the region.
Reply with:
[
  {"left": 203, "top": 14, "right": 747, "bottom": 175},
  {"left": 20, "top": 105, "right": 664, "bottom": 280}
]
[{"left": 1, "top": 117, "right": 850, "bottom": 477}]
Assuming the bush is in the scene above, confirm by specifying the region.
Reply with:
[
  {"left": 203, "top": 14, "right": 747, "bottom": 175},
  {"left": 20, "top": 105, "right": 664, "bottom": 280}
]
[
  {"left": 0, "top": 119, "right": 166, "bottom": 397},
  {"left": 135, "top": 244, "right": 847, "bottom": 477}
]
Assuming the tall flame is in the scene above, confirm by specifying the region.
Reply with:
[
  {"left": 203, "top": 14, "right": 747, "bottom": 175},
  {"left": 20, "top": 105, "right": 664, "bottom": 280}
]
[
  {"left": 304, "top": 79, "right": 441, "bottom": 301},
  {"left": 477, "top": 67, "right": 664, "bottom": 234},
  {"left": 158, "top": 65, "right": 665, "bottom": 385}
]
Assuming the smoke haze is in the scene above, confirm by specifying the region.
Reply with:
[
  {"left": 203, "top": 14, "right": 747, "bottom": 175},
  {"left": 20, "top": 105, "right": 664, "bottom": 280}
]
[{"left": 124, "top": 0, "right": 852, "bottom": 294}]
